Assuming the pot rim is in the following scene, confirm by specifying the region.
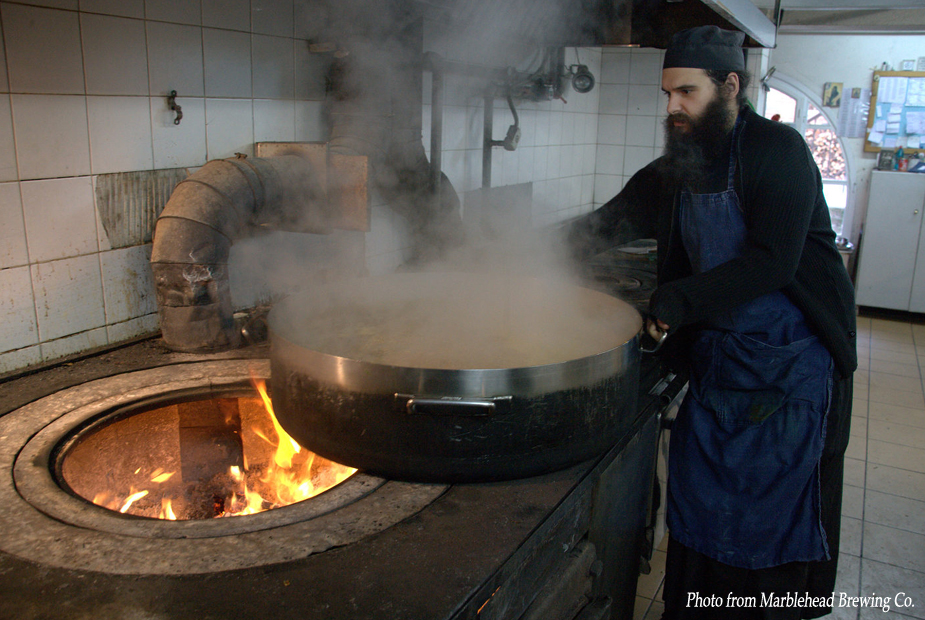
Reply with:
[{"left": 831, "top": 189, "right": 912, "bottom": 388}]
[
  {"left": 268, "top": 272, "right": 642, "bottom": 397},
  {"left": 271, "top": 328, "right": 639, "bottom": 397}
]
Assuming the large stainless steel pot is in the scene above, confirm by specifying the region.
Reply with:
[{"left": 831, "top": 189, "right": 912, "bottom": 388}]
[{"left": 269, "top": 272, "right": 642, "bottom": 482}]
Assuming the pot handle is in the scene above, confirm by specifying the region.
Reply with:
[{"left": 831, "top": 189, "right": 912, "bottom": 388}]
[
  {"left": 639, "top": 329, "right": 668, "bottom": 353},
  {"left": 395, "top": 394, "right": 513, "bottom": 417}
]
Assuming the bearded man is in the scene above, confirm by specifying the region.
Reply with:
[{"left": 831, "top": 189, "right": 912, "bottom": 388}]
[{"left": 568, "top": 26, "right": 857, "bottom": 620}]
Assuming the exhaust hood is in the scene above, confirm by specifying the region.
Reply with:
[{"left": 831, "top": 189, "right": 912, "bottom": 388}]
[{"left": 411, "top": 0, "right": 776, "bottom": 49}]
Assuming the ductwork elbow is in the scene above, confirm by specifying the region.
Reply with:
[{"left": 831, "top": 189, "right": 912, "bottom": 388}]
[{"left": 150, "top": 155, "right": 320, "bottom": 352}]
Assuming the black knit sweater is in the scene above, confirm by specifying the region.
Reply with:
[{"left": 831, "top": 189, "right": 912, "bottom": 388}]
[{"left": 569, "top": 106, "right": 858, "bottom": 377}]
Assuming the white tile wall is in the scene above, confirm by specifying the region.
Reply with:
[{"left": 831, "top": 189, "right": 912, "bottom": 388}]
[
  {"left": 0, "top": 266, "right": 38, "bottom": 351},
  {"left": 41, "top": 327, "right": 108, "bottom": 360},
  {"left": 0, "top": 1, "right": 332, "bottom": 372},
  {"left": 146, "top": 21, "right": 205, "bottom": 97},
  {"left": 410, "top": 45, "right": 605, "bottom": 240},
  {"left": 205, "top": 99, "right": 255, "bottom": 159},
  {"left": 145, "top": 0, "right": 201, "bottom": 26},
  {"left": 292, "top": 0, "right": 319, "bottom": 41},
  {"left": 151, "top": 96, "right": 206, "bottom": 168},
  {"left": 630, "top": 51, "right": 663, "bottom": 85},
  {"left": 654, "top": 118, "right": 666, "bottom": 151},
  {"left": 80, "top": 0, "right": 144, "bottom": 19},
  {"left": 424, "top": 39, "right": 632, "bottom": 230},
  {"left": 594, "top": 173, "right": 622, "bottom": 202},
  {"left": 203, "top": 29, "right": 253, "bottom": 98},
  {"left": 252, "top": 35, "right": 295, "bottom": 99},
  {"left": 625, "top": 116, "right": 656, "bottom": 147},
  {"left": 627, "top": 83, "right": 660, "bottom": 115},
  {"left": 88, "top": 96, "right": 155, "bottom": 173},
  {"left": 106, "top": 313, "right": 158, "bottom": 344},
  {"left": 21, "top": 177, "right": 97, "bottom": 262},
  {"left": 0, "top": 4, "right": 680, "bottom": 375},
  {"left": 597, "top": 113, "right": 626, "bottom": 145},
  {"left": 31, "top": 255, "right": 105, "bottom": 341},
  {"left": 596, "top": 144, "right": 625, "bottom": 175},
  {"left": 623, "top": 145, "right": 656, "bottom": 177},
  {"left": 252, "top": 0, "right": 292, "bottom": 37},
  {"left": 0, "top": 97, "right": 15, "bottom": 181},
  {"left": 12, "top": 95, "right": 91, "bottom": 179},
  {"left": 17, "top": 0, "right": 77, "bottom": 10},
  {"left": 295, "top": 45, "right": 327, "bottom": 100},
  {"left": 0, "top": 29, "right": 7, "bottom": 93},
  {"left": 601, "top": 50, "right": 630, "bottom": 85},
  {"left": 295, "top": 100, "right": 325, "bottom": 142},
  {"left": 599, "top": 83, "right": 630, "bottom": 115},
  {"left": 100, "top": 245, "right": 157, "bottom": 323},
  {"left": 202, "top": 0, "right": 249, "bottom": 31},
  {"left": 81, "top": 14, "right": 150, "bottom": 96},
  {"left": 254, "top": 98, "right": 295, "bottom": 142},
  {"left": 593, "top": 47, "right": 667, "bottom": 209},
  {"left": 580, "top": 174, "right": 593, "bottom": 205},
  {"left": 0, "top": 183, "right": 27, "bottom": 269},
  {"left": 0, "top": 346, "right": 41, "bottom": 375},
  {"left": 3, "top": 3, "right": 84, "bottom": 94}
]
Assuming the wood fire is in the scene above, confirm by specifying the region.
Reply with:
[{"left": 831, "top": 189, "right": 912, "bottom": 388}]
[{"left": 65, "top": 379, "right": 356, "bottom": 521}]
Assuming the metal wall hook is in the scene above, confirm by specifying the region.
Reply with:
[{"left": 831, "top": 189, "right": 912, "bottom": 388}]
[{"left": 168, "top": 90, "right": 183, "bottom": 125}]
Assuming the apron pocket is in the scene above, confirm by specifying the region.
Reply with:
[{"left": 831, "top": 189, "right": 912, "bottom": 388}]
[
  {"left": 710, "top": 331, "right": 828, "bottom": 426},
  {"left": 668, "top": 395, "right": 830, "bottom": 567}
]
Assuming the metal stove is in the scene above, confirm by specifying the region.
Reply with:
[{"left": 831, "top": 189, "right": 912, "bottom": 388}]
[
  {"left": 580, "top": 240, "right": 658, "bottom": 309},
  {"left": 0, "top": 241, "right": 682, "bottom": 620}
]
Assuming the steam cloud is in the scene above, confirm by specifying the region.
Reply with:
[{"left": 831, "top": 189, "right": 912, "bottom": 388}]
[{"left": 230, "top": 0, "right": 616, "bottom": 329}]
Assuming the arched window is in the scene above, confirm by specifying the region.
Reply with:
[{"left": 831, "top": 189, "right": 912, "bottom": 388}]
[{"left": 762, "top": 78, "right": 849, "bottom": 237}]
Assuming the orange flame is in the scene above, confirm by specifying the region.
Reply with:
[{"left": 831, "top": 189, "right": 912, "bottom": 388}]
[
  {"left": 253, "top": 380, "right": 302, "bottom": 470},
  {"left": 159, "top": 499, "right": 177, "bottom": 520},
  {"left": 119, "top": 490, "right": 148, "bottom": 513},
  {"left": 92, "top": 377, "right": 356, "bottom": 520},
  {"left": 224, "top": 379, "right": 356, "bottom": 515}
]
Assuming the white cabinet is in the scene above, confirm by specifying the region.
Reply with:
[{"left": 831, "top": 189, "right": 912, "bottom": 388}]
[{"left": 856, "top": 171, "right": 925, "bottom": 311}]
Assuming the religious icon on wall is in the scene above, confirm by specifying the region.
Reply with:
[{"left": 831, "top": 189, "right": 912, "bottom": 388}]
[{"left": 823, "top": 82, "right": 843, "bottom": 108}]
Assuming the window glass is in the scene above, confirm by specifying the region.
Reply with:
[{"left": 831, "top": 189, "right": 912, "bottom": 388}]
[
  {"left": 804, "top": 128, "right": 846, "bottom": 181},
  {"left": 823, "top": 184, "right": 847, "bottom": 234},
  {"left": 806, "top": 104, "right": 827, "bottom": 126},
  {"left": 765, "top": 89, "right": 796, "bottom": 123},
  {"left": 762, "top": 86, "right": 848, "bottom": 237}
]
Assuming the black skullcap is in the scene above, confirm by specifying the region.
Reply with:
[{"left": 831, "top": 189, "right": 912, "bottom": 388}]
[{"left": 663, "top": 26, "right": 746, "bottom": 72}]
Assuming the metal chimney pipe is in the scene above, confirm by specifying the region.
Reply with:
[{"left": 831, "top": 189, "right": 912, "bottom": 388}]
[{"left": 150, "top": 155, "right": 322, "bottom": 351}]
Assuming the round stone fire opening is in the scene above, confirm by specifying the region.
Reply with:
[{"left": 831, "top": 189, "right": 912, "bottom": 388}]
[{"left": 0, "top": 360, "right": 444, "bottom": 577}]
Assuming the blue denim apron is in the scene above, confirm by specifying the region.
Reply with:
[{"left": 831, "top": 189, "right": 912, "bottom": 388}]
[{"left": 666, "top": 119, "right": 834, "bottom": 570}]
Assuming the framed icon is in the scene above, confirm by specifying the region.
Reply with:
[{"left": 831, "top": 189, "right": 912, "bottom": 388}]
[{"left": 823, "top": 82, "right": 843, "bottom": 107}]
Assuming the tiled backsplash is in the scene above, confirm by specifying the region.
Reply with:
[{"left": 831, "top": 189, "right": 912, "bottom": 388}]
[
  {"left": 594, "top": 48, "right": 666, "bottom": 207},
  {"left": 0, "top": 0, "right": 767, "bottom": 375},
  {"left": 420, "top": 47, "right": 603, "bottom": 234},
  {"left": 0, "top": 0, "right": 331, "bottom": 373}
]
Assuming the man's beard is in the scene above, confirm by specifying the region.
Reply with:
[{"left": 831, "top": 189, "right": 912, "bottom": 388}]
[{"left": 659, "top": 92, "right": 737, "bottom": 189}]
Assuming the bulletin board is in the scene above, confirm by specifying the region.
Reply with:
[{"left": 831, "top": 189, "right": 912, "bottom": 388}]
[{"left": 864, "top": 70, "right": 925, "bottom": 153}]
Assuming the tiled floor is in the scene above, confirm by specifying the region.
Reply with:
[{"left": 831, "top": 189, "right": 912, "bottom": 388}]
[{"left": 633, "top": 316, "right": 925, "bottom": 620}]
